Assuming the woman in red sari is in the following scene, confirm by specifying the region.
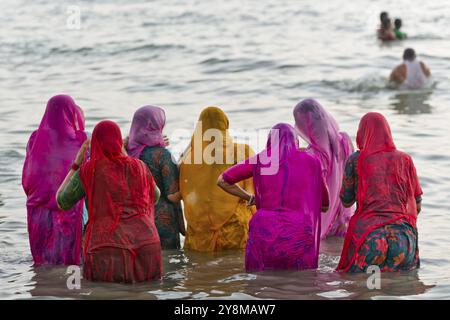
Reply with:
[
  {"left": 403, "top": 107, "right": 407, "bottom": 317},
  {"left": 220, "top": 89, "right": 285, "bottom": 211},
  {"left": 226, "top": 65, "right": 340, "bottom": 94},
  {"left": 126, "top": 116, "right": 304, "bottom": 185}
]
[
  {"left": 56, "top": 120, "right": 162, "bottom": 283},
  {"left": 338, "top": 112, "right": 423, "bottom": 272}
]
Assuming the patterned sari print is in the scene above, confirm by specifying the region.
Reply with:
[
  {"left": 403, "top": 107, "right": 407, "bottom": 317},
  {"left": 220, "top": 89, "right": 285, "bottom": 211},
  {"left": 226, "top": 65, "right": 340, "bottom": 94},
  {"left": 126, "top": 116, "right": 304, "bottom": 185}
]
[
  {"left": 127, "top": 105, "right": 184, "bottom": 250},
  {"left": 140, "top": 146, "right": 183, "bottom": 249},
  {"left": 337, "top": 113, "right": 423, "bottom": 272},
  {"left": 350, "top": 223, "right": 420, "bottom": 272}
]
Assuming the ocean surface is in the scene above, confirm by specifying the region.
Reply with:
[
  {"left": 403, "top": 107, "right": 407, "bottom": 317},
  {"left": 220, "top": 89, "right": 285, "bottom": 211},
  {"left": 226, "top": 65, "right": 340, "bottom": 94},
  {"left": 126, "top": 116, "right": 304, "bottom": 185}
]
[{"left": 1, "top": 0, "right": 450, "bottom": 299}]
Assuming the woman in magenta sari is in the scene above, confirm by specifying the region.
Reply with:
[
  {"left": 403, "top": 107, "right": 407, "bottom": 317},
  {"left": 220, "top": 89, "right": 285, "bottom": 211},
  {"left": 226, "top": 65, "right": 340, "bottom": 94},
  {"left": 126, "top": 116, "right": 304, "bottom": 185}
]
[
  {"left": 218, "top": 123, "right": 329, "bottom": 271},
  {"left": 293, "top": 99, "right": 354, "bottom": 239},
  {"left": 22, "top": 94, "right": 87, "bottom": 265}
]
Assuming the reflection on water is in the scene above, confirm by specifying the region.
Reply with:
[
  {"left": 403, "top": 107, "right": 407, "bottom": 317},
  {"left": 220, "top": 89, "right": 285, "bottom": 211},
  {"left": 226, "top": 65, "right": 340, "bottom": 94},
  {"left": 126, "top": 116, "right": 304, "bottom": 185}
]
[
  {"left": 23, "top": 239, "right": 434, "bottom": 300},
  {"left": 390, "top": 91, "right": 434, "bottom": 115}
]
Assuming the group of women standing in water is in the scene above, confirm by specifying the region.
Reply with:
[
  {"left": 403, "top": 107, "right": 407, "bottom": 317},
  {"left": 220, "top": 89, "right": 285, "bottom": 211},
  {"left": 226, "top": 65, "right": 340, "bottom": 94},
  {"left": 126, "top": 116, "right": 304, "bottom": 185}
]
[{"left": 22, "top": 94, "right": 423, "bottom": 283}]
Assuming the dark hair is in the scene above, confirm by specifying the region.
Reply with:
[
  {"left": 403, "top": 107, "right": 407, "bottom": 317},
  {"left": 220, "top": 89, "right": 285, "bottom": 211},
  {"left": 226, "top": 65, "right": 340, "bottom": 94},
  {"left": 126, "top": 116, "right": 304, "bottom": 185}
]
[
  {"left": 394, "top": 18, "right": 402, "bottom": 29},
  {"left": 403, "top": 48, "right": 416, "bottom": 61},
  {"left": 380, "top": 11, "right": 389, "bottom": 22},
  {"left": 382, "top": 18, "right": 391, "bottom": 29}
]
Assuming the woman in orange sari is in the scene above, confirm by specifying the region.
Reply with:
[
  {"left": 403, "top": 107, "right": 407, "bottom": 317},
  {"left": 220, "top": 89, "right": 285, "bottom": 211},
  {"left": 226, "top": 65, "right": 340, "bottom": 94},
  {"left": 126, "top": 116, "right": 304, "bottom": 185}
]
[{"left": 179, "top": 106, "right": 255, "bottom": 252}]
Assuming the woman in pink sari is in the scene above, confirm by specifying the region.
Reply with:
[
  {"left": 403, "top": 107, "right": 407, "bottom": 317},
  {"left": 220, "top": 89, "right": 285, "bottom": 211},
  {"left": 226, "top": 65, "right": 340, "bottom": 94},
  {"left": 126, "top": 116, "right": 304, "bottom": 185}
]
[
  {"left": 293, "top": 99, "right": 354, "bottom": 239},
  {"left": 22, "top": 94, "right": 87, "bottom": 265},
  {"left": 218, "top": 123, "right": 329, "bottom": 271}
]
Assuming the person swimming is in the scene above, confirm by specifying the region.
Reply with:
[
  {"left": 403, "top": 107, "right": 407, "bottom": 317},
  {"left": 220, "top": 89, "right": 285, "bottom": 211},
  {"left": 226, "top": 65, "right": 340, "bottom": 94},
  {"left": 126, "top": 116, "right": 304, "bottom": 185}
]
[
  {"left": 393, "top": 18, "right": 407, "bottom": 40},
  {"left": 379, "top": 11, "right": 389, "bottom": 23},
  {"left": 390, "top": 48, "right": 431, "bottom": 89},
  {"left": 377, "top": 15, "right": 396, "bottom": 41}
]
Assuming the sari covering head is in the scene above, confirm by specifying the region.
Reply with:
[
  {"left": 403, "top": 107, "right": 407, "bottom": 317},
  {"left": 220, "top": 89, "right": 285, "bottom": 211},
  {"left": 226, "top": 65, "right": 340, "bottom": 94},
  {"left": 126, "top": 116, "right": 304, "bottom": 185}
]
[
  {"left": 22, "top": 94, "right": 86, "bottom": 265},
  {"left": 179, "top": 106, "right": 255, "bottom": 252},
  {"left": 23, "top": 94, "right": 86, "bottom": 209},
  {"left": 79, "top": 120, "right": 160, "bottom": 257},
  {"left": 337, "top": 112, "right": 423, "bottom": 272},
  {"left": 294, "top": 99, "right": 354, "bottom": 238},
  {"left": 127, "top": 105, "right": 183, "bottom": 250},
  {"left": 127, "top": 105, "right": 166, "bottom": 158},
  {"left": 222, "top": 123, "right": 327, "bottom": 271}
]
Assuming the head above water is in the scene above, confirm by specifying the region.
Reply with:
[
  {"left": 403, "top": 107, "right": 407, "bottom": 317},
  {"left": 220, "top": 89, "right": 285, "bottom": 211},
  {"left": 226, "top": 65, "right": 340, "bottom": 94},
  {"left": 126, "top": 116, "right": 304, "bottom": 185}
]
[
  {"left": 357, "top": 112, "right": 396, "bottom": 154},
  {"left": 266, "top": 123, "right": 299, "bottom": 151},
  {"left": 127, "top": 105, "right": 166, "bottom": 158},
  {"left": 41, "top": 94, "right": 85, "bottom": 135},
  {"left": 90, "top": 120, "right": 124, "bottom": 160},
  {"left": 198, "top": 106, "right": 229, "bottom": 132},
  {"left": 380, "top": 11, "right": 389, "bottom": 23},
  {"left": 293, "top": 98, "right": 342, "bottom": 159},
  {"left": 403, "top": 48, "right": 416, "bottom": 61},
  {"left": 394, "top": 18, "right": 402, "bottom": 29}
]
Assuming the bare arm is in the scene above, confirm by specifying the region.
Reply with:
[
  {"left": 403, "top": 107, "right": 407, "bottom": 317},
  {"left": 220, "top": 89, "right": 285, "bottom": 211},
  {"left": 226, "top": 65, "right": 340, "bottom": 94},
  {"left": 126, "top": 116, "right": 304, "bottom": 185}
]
[
  {"left": 420, "top": 62, "right": 431, "bottom": 77},
  {"left": 217, "top": 174, "right": 253, "bottom": 203},
  {"left": 390, "top": 64, "right": 406, "bottom": 83},
  {"left": 167, "top": 191, "right": 181, "bottom": 202}
]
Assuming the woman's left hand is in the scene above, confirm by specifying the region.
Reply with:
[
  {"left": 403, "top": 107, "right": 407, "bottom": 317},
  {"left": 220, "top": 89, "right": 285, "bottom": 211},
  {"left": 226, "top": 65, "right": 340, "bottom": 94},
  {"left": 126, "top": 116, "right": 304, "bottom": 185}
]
[
  {"left": 163, "top": 135, "right": 170, "bottom": 147},
  {"left": 74, "top": 139, "right": 90, "bottom": 166}
]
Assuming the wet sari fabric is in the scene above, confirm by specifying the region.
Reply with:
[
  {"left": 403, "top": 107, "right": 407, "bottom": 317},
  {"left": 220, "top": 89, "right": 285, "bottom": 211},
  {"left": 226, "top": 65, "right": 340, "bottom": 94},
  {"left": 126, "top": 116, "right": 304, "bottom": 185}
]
[
  {"left": 22, "top": 95, "right": 86, "bottom": 265},
  {"left": 179, "top": 107, "right": 255, "bottom": 252},
  {"left": 79, "top": 120, "right": 161, "bottom": 282},
  {"left": 223, "top": 124, "right": 328, "bottom": 271},
  {"left": 337, "top": 113, "right": 423, "bottom": 272},
  {"left": 294, "top": 99, "right": 354, "bottom": 239},
  {"left": 127, "top": 106, "right": 183, "bottom": 249}
]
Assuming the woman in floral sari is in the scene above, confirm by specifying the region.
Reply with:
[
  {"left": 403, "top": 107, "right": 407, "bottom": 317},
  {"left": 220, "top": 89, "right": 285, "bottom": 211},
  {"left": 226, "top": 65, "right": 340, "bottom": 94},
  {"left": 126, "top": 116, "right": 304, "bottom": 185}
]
[
  {"left": 127, "top": 105, "right": 185, "bottom": 249},
  {"left": 337, "top": 112, "right": 423, "bottom": 272}
]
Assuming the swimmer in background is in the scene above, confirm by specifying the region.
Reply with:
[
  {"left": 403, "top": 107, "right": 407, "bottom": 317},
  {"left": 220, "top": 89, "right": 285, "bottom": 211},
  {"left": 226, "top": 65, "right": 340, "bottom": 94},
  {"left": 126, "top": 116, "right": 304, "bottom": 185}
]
[
  {"left": 390, "top": 48, "right": 431, "bottom": 89},
  {"left": 377, "top": 12, "right": 396, "bottom": 41},
  {"left": 393, "top": 18, "right": 407, "bottom": 40}
]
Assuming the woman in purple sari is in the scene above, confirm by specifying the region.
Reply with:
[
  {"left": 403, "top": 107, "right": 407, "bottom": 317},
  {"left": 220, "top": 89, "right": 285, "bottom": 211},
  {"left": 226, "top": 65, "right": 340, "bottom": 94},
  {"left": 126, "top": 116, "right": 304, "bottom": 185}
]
[
  {"left": 218, "top": 123, "right": 329, "bottom": 271},
  {"left": 293, "top": 99, "right": 354, "bottom": 239},
  {"left": 22, "top": 95, "right": 87, "bottom": 265}
]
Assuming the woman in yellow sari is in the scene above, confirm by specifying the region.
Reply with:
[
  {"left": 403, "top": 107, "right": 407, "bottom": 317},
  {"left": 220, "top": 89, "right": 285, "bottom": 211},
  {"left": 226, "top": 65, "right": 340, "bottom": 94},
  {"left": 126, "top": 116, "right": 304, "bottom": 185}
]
[{"left": 179, "top": 106, "right": 255, "bottom": 252}]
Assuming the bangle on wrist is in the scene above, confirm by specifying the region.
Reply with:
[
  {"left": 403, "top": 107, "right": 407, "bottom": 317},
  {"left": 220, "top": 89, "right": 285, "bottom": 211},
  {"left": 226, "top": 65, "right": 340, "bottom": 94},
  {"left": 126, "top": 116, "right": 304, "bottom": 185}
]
[{"left": 71, "top": 163, "right": 80, "bottom": 171}]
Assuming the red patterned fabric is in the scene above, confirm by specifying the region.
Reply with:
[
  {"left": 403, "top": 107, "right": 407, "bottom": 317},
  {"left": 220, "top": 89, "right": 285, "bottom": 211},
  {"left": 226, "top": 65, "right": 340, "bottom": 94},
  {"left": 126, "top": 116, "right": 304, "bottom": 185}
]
[
  {"left": 79, "top": 120, "right": 161, "bottom": 282},
  {"left": 337, "top": 113, "right": 422, "bottom": 272}
]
